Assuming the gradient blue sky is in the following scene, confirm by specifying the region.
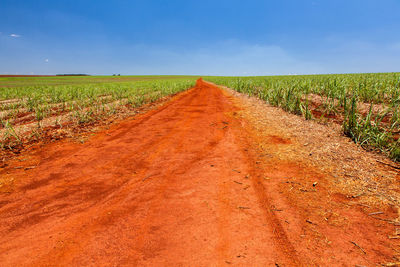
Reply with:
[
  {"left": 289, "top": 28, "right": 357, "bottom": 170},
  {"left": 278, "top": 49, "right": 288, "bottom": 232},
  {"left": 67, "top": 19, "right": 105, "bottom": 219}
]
[{"left": 1, "top": 0, "right": 399, "bottom": 75}]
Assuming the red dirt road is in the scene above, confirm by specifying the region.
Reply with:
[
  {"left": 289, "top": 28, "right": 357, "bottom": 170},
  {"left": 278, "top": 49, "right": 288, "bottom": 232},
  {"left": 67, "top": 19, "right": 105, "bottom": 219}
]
[{"left": 0, "top": 79, "right": 398, "bottom": 266}]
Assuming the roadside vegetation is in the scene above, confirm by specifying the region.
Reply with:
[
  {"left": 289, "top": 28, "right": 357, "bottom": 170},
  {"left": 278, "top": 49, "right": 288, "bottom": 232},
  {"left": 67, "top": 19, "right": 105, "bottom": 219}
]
[
  {"left": 206, "top": 73, "right": 400, "bottom": 161},
  {"left": 0, "top": 76, "right": 197, "bottom": 150}
]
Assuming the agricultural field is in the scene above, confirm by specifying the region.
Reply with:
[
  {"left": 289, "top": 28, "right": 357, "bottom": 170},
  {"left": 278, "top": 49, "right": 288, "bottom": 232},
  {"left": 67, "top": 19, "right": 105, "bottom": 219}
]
[
  {"left": 2, "top": 0, "right": 400, "bottom": 265},
  {"left": 2, "top": 76, "right": 400, "bottom": 266},
  {"left": 0, "top": 76, "right": 197, "bottom": 151},
  {"left": 0, "top": 75, "right": 197, "bottom": 88},
  {"left": 207, "top": 73, "right": 400, "bottom": 161},
  {"left": 2, "top": 73, "right": 400, "bottom": 162}
]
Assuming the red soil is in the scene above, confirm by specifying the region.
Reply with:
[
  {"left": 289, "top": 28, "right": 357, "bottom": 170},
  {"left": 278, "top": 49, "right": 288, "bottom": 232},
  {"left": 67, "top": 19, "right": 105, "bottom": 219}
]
[{"left": 0, "top": 79, "right": 397, "bottom": 266}]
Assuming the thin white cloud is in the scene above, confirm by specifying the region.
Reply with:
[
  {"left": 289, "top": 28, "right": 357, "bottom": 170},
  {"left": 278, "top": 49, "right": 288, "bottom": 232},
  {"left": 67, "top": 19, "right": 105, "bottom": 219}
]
[
  {"left": 312, "top": 36, "right": 400, "bottom": 73},
  {"left": 118, "top": 41, "right": 324, "bottom": 76},
  {"left": 45, "top": 59, "right": 49, "bottom": 62},
  {"left": 9, "top": 34, "right": 21, "bottom": 38}
]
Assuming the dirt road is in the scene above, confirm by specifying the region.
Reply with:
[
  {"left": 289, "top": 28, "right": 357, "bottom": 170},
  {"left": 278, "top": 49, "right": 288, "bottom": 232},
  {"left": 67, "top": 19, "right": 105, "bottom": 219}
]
[{"left": 0, "top": 79, "right": 398, "bottom": 266}]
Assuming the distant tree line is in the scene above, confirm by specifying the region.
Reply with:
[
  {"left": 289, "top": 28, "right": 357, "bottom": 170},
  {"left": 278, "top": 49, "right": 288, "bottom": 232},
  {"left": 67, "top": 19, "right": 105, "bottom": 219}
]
[{"left": 56, "top": 74, "right": 91, "bottom": 76}]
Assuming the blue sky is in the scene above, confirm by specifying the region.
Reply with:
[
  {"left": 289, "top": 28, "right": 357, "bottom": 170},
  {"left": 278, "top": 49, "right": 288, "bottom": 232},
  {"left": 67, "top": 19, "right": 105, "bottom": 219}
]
[{"left": 0, "top": 0, "right": 399, "bottom": 75}]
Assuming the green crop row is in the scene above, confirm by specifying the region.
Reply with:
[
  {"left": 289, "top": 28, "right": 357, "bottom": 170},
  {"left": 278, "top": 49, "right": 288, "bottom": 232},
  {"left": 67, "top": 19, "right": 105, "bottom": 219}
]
[
  {"left": 0, "top": 77, "right": 197, "bottom": 149},
  {"left": 206, "top": 73, "right": 400, "bottom": 161},
  {"left": 0, "top": 75, "right": 198, "bottom": 88}
]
